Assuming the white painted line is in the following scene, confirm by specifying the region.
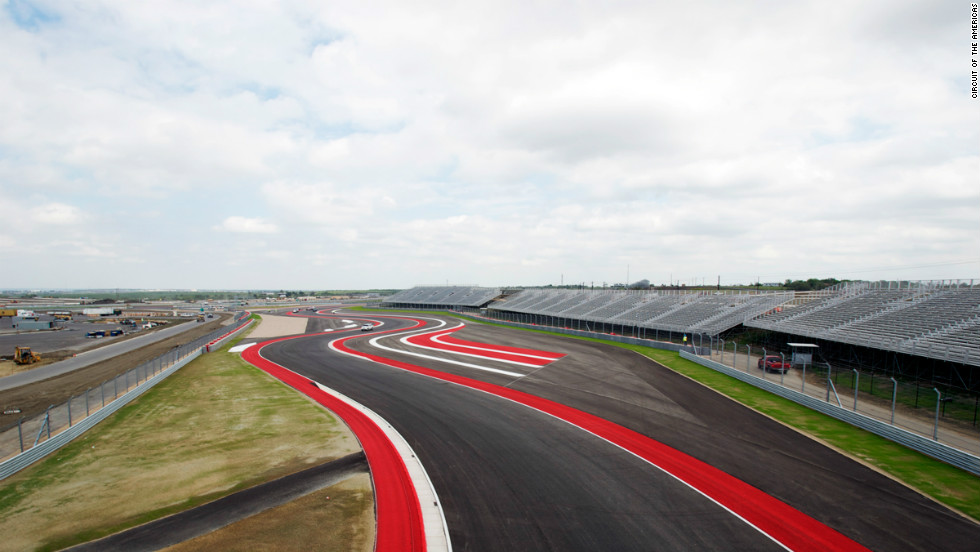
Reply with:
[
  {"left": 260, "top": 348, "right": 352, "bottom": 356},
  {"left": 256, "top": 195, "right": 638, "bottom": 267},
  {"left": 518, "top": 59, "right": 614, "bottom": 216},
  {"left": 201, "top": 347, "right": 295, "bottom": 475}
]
[
  {"left": 228, "top": 343, "right": 256, "bottom": 353},
  {"left": 430, "top": 332, "right": 560, "bottom": 362},
  {"left": 327, "top": 345, "right": 791, "bottom": 552},
  {"left": 402, "top": 331, "right": 544, "bottom": 368},
  {"left": 323, "top": 311, "right": 794, "bottom": 549},
  {"left": 312, "top": 381, "right": 452, "bottom": 552},
  {"left": 329, "top": 317, "right": 524, "bottom": 378},
  {"left": 370, "top": 335, "right": 526, "bottom": 378}
]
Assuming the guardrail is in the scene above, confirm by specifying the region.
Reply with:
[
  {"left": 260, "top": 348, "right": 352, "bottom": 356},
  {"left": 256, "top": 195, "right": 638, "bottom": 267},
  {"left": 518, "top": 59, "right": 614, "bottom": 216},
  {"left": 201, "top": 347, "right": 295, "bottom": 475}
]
[
  {"left": 680, "top": 351, "right": 980, "bottom": 476},
  {"left": 451, "top": 310, "right": 980, "bottom": 474},
  {"left": 0, "top": 313, "right": 255, "bottom": 480}
]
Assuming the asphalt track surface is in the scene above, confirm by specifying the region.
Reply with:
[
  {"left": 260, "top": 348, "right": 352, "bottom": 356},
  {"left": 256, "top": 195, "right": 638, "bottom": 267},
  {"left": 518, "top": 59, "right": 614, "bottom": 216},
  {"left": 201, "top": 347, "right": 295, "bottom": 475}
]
[{"left": 255, "top": 312, "right": 980, "bottom": 552}]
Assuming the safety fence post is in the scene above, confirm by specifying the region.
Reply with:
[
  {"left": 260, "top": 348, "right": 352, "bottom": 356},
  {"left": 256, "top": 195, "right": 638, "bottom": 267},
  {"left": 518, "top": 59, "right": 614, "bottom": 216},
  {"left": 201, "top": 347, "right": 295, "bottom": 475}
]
[
  {"left": 780, "top": 353, "right": 786, "bottom": 385},
  {"left": 890, "top": 378, "right": 898, "bottom": 424},
  {"left": 34, "top": 407, "right": 52, "bottom": 446},
  {"left": 802, "top": 362, "right": 807, "bottom": 394},
  {"left": 852, "top": 370, "right": 859, "bottom": 411}
]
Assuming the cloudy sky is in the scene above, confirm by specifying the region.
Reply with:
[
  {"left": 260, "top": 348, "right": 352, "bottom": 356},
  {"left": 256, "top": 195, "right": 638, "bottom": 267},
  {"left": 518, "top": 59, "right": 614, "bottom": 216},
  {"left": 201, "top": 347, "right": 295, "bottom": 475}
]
[{"left": 1, "top": 0, "right": 977, "bottom": 290}]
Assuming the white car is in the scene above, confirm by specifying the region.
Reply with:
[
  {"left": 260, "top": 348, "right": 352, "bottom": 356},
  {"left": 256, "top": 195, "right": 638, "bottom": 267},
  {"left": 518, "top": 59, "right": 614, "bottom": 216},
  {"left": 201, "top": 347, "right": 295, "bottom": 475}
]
[{"left": 360, "top": 323, "right": 374, "bottom": 331}]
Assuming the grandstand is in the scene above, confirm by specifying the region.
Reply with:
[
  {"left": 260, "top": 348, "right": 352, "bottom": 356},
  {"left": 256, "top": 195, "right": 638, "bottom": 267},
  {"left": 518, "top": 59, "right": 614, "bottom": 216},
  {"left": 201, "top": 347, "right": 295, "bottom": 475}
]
[
  {"left": 381, "top": 286, "right": 502, "bottom": 309},
  {"left": 746, "top": 281, "right": 980, "bottom": 367},
  {"left": 381, "top": 281, "right": 979, "bottom": 371},
  {"left": 490, "top": 289, "right": 792, "bottom": 337}
]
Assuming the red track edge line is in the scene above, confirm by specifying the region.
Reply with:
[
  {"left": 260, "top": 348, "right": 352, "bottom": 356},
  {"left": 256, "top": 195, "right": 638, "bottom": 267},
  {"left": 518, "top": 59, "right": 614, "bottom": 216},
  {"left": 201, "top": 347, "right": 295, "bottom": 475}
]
[
  {"left": 332, "top": 317, "right": 871, "bottom": 552},
  {"left": 241, "top": 334, "right": 426, "bottom": 552}
]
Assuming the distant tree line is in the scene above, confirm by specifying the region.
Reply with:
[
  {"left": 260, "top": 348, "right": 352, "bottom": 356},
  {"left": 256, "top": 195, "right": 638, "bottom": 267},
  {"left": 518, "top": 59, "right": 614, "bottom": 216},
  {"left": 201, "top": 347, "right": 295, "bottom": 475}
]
[{"left": 781, "top": 278, "right": 842, "bottom": 291}]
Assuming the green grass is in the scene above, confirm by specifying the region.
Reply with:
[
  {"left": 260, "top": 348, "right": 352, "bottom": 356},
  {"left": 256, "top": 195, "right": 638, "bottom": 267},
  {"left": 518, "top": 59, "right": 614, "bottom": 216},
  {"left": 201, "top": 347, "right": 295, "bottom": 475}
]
[{"left": 351, "top": 307, "right": 980, "bottom": 521}]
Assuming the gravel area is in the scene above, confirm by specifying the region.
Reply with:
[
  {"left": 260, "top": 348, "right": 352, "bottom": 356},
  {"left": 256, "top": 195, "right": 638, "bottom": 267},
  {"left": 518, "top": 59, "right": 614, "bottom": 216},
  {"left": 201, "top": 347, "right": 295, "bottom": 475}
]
[{"left": 248, "top": 314, "right": 309, "bottom": 339}]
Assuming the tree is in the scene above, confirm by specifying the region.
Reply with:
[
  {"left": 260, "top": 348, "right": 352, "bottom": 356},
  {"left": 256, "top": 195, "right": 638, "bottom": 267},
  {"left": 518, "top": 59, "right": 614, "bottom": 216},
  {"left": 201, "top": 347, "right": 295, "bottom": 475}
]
[{"left": 629, "top": 279, "right": 651, "bottom": 290}]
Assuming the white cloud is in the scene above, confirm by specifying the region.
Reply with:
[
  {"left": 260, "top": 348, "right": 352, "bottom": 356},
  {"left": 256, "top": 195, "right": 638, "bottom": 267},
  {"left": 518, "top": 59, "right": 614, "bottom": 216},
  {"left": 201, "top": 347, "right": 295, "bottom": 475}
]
[
  {"left": 215, "top": 216, "right": 279, "bottom": 234},
  {"left": 0, "top": 0, "right": 975, "bottom": 289},
  {"left": 30, "top": 203, "right": 83, "bottom": 225}
]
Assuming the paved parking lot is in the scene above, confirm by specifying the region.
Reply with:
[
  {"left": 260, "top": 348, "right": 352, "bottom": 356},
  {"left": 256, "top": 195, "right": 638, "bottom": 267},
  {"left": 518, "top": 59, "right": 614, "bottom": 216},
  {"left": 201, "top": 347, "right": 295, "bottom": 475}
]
[{"left": 0, "top": 315, "right": 198, "bottom": 358}]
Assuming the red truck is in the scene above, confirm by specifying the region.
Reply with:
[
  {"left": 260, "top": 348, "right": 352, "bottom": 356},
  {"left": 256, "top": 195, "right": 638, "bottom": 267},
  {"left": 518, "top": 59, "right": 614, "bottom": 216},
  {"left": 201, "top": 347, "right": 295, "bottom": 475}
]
[{"left": 758, "top": 355, "right": 791, "bottom": 373}]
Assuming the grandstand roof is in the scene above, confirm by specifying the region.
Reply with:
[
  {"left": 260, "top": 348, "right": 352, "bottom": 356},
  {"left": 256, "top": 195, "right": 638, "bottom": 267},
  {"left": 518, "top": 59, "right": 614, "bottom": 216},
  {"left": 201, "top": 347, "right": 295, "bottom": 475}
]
[
  {"left": 382, "top": 286, "right": 502, "bottom": 307},
  {"left": 745, "top": 281, "right": 979, "bottom": 367},
  {"left": 492, "top": 288, "right": 791, "bottom": 336},
  {"left": 380, "top": 281, "right": 979, "bottom": 367}
]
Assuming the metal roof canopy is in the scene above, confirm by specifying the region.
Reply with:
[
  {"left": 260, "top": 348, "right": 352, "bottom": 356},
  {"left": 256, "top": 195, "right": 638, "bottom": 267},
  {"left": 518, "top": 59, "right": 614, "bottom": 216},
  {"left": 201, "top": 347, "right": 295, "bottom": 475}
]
[{"left": 787, "top": 343, "right": 818, "bottom": 365}]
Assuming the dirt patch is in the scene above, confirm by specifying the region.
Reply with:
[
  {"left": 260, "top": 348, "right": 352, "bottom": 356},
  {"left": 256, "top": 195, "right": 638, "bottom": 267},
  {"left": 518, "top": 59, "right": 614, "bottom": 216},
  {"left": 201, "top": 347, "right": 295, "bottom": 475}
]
[
  {"left": 248, "top": 314, "right": 309, "bottom": 339},
  {"left": 0, "top": 315, "right": 232, "bottom": 421},
  {"left": 0, "top": 350, "right": 74, "bottom": 378}
]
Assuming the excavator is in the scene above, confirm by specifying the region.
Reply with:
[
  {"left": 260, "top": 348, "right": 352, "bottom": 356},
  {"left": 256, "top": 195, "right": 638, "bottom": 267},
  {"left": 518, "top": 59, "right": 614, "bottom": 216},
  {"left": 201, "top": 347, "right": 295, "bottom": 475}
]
[{"left": 13, "top": 346, "right": 41, "bottom": 365}]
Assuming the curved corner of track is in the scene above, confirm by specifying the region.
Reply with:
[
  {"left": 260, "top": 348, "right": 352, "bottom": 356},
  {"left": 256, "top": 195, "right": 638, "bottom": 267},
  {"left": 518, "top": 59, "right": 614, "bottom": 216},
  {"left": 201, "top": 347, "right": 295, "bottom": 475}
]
[
  {"left": 240, "top": 335, "right": 449, "bottom": 552},
  {"left": 244, "top": 311, "right": 875, "bottom": 552}
]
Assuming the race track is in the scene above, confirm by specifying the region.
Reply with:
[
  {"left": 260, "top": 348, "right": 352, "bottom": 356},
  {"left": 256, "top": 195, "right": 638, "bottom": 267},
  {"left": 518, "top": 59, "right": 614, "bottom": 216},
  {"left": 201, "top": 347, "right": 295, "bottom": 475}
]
[{"left": 251, "top": 311, "right": 980, "bottom": 551}]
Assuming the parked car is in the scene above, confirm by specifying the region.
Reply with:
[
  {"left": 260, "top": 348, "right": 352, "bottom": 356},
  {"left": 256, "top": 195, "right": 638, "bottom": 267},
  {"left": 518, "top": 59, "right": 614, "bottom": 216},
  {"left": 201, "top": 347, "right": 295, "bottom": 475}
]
[
  {"left": 109, "top": 329, "right": 124, "bottom": 336},
  {"left": 361, "top": 323, "right": 374, "bottom": 331},
  {"left": 758, "top": 355, "right": 791, "bottom": 373}
]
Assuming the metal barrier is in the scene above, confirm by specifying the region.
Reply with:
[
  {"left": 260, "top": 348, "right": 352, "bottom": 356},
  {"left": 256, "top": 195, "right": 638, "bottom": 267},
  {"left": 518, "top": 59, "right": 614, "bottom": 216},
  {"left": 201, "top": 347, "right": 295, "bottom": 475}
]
[
  {"left": 0, "top": 314, "right": 254, "bottom": 480},
  {"left": 452, "top": 310, "right": 980, "bottom": 473},
  {"left": 680, "top": 351, "right": 980, "bottom": 476}
]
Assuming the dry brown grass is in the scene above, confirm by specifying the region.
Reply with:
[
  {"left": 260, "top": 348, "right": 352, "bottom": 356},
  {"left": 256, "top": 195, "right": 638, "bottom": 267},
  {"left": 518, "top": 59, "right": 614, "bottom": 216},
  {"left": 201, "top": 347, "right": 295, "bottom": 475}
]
[
  {"left": 0, "top": 342, "right": 368, "bottom": 552},
  {"left": 164, "top": 474, "right": 375, "bottom": 552}
]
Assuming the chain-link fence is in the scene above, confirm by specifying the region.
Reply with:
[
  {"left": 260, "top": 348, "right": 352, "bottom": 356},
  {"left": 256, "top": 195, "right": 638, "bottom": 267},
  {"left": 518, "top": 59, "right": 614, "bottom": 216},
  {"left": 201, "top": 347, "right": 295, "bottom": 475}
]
[
  {"left": 706, "top": 339, "right": 980, "bottom": 455},
  {"left": 0, "top": 313, "right": 252, "bottom": 464}
]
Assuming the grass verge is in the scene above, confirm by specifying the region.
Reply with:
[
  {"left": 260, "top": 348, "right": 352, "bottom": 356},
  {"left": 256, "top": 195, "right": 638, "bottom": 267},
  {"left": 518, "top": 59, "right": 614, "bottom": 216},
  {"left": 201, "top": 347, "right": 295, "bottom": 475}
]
[
  {"left": 0, "top": 335, "right": 365, "bottom": 551},
  {"left": 352, "top": 307, "right": 980, "bottom": 522}
]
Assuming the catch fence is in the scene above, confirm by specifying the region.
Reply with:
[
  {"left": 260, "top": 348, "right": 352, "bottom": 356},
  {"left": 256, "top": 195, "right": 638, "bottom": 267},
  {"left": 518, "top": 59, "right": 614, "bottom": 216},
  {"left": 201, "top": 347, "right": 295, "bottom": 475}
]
[
  {"left": 0, "top": 313, "right": 254, "bottom": 478},
  {"left": 705, "top": 338, "right": 980, "bottom": 462}
]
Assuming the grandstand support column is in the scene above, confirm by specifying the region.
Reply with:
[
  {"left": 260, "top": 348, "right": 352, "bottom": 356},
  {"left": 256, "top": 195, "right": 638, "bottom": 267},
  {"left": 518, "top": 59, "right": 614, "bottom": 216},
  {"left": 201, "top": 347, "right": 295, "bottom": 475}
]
[
  {"left": 747, "top": 346, "right": 752, "bottom": 372},
  {"left": 933, "top": 388, "right": 942, "bottom": 440}
]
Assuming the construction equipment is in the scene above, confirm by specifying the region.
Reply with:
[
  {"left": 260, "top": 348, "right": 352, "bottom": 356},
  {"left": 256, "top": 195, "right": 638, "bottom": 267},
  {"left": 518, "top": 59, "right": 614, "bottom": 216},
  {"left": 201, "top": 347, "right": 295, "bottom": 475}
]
[{"left": 13, "top": 346, "right": 41, "bottom": 365}]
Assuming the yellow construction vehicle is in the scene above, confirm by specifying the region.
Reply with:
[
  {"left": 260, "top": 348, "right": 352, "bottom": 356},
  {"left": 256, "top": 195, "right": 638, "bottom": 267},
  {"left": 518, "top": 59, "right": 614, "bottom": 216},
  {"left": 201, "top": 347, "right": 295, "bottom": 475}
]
[{"left": 13, "top": 346, "right": 41, "bottom": 365}]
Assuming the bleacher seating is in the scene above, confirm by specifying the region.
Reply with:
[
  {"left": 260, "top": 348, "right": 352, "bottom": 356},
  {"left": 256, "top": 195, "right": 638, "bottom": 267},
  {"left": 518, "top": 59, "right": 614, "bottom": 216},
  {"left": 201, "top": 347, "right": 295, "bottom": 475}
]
[
  {"left": 382, "top": 286, "right": 501, "bottom": 307},
  {"left": 494, "top": 289, "right": 792, "bottom": 336},
  {"left": 385, "top": 282, "right": 979, "bottom": 367},
  {"left": 746, "top": 283, "right": 980, "bottom": 366}
]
